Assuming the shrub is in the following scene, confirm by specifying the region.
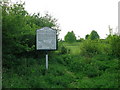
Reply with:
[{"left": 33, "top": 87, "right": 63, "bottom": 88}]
[
  {"left": 50, "top": 55, "right": 66, "bottom": 65},
  {"left": 93, "top": 72, "right": 119, "bottom": 88},
  {"left": 83, "top": 64, "right": 101, "bottom": 78},
  {"left": 2, "top": 73, "right": 29, "bottom": 88},
  {"left": 92, "top": 54, "right": 112, "bottom": 61},
  {"left": 2, "top": 54, "right": 16, "bottom": 69},
  {"left": 110, "top": 35, "right": 120, "bottom": 57},
  {"left": 99, "top": 43, "right": 112, "bottom": 55},
  {"left": 62, "top": 54, "right": 73, "bottom": 65},
  {"left": 77, "top": 77, "right": 95, "bottom": 88},
  {"left": 77, "top": 38, "right": 84, "bottom": 42},
  {"left": 80, "top": 40, "right": 101, "bottom": 57},
  {"left": 70, "top": 60, "right": 85, "bottom": 72},
  {"left": 60, "top": 46, "right": 67, "bottom": 54},
  {"left": 69, "top": 56, "right": 91, "bottom": 73}
]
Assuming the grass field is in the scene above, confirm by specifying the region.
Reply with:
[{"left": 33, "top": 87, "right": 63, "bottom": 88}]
[{"left": 61, "top": 42, "right": 82, "bottom": 55}]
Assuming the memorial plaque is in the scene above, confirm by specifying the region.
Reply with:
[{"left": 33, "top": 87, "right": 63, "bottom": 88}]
[{"left": 36, "top": 27, "right": 57, "bottom": 50}]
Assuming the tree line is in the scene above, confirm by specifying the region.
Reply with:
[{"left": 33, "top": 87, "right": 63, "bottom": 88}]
[{"left": 64, "top": 30, "right": 100, "bottom": 43}]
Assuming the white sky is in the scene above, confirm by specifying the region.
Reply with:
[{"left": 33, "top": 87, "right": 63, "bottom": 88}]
[{"left": 11, "top": 0, "right": 119, "bottom": 39}]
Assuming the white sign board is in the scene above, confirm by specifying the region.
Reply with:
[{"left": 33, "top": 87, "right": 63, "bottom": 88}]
[{"left": 36, "top": 27, "right": 57, "bottom": 50}]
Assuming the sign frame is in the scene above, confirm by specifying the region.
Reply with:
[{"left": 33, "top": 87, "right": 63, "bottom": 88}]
[{"left": 36, "top": 27, "right": 58, "bottom": 51}]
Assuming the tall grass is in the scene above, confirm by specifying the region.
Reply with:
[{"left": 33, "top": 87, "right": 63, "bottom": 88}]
[{"left": 2, "top": 41, "right": 119, "bottom": 88}]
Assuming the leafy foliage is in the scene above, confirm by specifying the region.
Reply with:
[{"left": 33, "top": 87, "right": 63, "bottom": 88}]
[
  {"left": 2, "top": 2, "right": 59, "bottom": 57},
  {"left": 2, "top": 54, "right": 119, "bottom": 88},
  {"left": 64, "top": 31, "right": 76, "bottom": 43},
  {"left": 85, "top": 34, "right": 89, "bottom": 39},
  {"left": 60, "top": 46, "right": 67, "bottom": 54},
  {"left": 110, "top": 35, "right": 120, "bottom": 57},
  {"left": 80, "top": 40, "right": 101, "bottom": 57},
  {"left": 76, "top": 38, "right": 84, "bottom": 42},
  {"left": 88, "top": 30, "right": 100, "bottom": 40}
]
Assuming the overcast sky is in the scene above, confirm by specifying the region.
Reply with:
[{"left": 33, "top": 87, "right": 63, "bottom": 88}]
[{"left": 11, "top": 0, "right": 119, "bottom": 39}]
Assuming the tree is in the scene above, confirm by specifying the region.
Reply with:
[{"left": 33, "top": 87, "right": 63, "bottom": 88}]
[
  {"left": 85, "top": 34, "right": 89, "bottom": 39},
  {"left": 64, "top": 31, "right": 76, "bottom": 43},
  {"left": 2, "top": 2, "right": 59, "bottom": 57},
  {"left": 107, "top": 35, "right": 120, "bottom": 57},
  {"left": 88, "top": 30, "right": 100, "bottom": 40}
]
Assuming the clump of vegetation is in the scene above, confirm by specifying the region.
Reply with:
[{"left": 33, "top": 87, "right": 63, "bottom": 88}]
[
  {"left": 77, "top": 38, "right": 84, "bottom": 42},
  {"left": 80, "top": 40, "right": 101, "bottom": 57},
  {"left": 85, "top": 34, "right": 90, "bottom": 39},
  {"left": 110, "top": 35, "right": 120, "bottom": 57},
  {"left": 60, "top": 46, "right": 67, "bottom": 54},
  {"left": 64, "top": 31, "right": 76, "bottom": 43},
  {"left": 88, "top": 30, "right": 100, "bottom": 40}
]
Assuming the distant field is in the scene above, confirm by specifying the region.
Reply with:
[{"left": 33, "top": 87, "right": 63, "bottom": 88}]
[{"left": 62, "top": 42, "right": 82, "bottom": 55}]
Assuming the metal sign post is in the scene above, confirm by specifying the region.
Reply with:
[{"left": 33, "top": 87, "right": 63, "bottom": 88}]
[
  {"left": 36, "top": 27, "right": 57, "bottom": 70},
  {"left": 46, "top": 51, "right": 48, "bottom": 70}
]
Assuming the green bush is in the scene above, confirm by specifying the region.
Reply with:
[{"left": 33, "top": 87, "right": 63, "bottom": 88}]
[
  {"left": 2, "top": 73, "right": 29, "bottom": 88},
  {"left": 110, "top": 35, "right": 120, "bottom": 57},
  {"left": 80, "top": 40, "right": 101, "bottom": 57},
  {"left": 83, "top": 64, "right": 101, "bottom": 78},
  {"left": 62, "top": 54, "right": 73, "bottom": 65},
  {"left": 70, "top": 57, "right": 85, "bottom": 72},
  {"left": 99, "top": 43, "right": 112, "bottom": 55},
  {"left": 92, "top": 54, "right": 112, "bottom": 61},
  {"left": 77, "top": 38, "right": 84, "bottom": 42},
  {"left": 60, "top": 46, "right": 67, "bottom": 54},
  {"left": 2, "top": 54, "right": 16, "bottom": 69},
  {"left": 77, "top": 77, "right": 95, "bottom": 88},
  {"left": 50, "top": 55, "right": 65, "bottom": 65},
  {"left": 93, "top": 72, "right": 118, "bottom": 88}
]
